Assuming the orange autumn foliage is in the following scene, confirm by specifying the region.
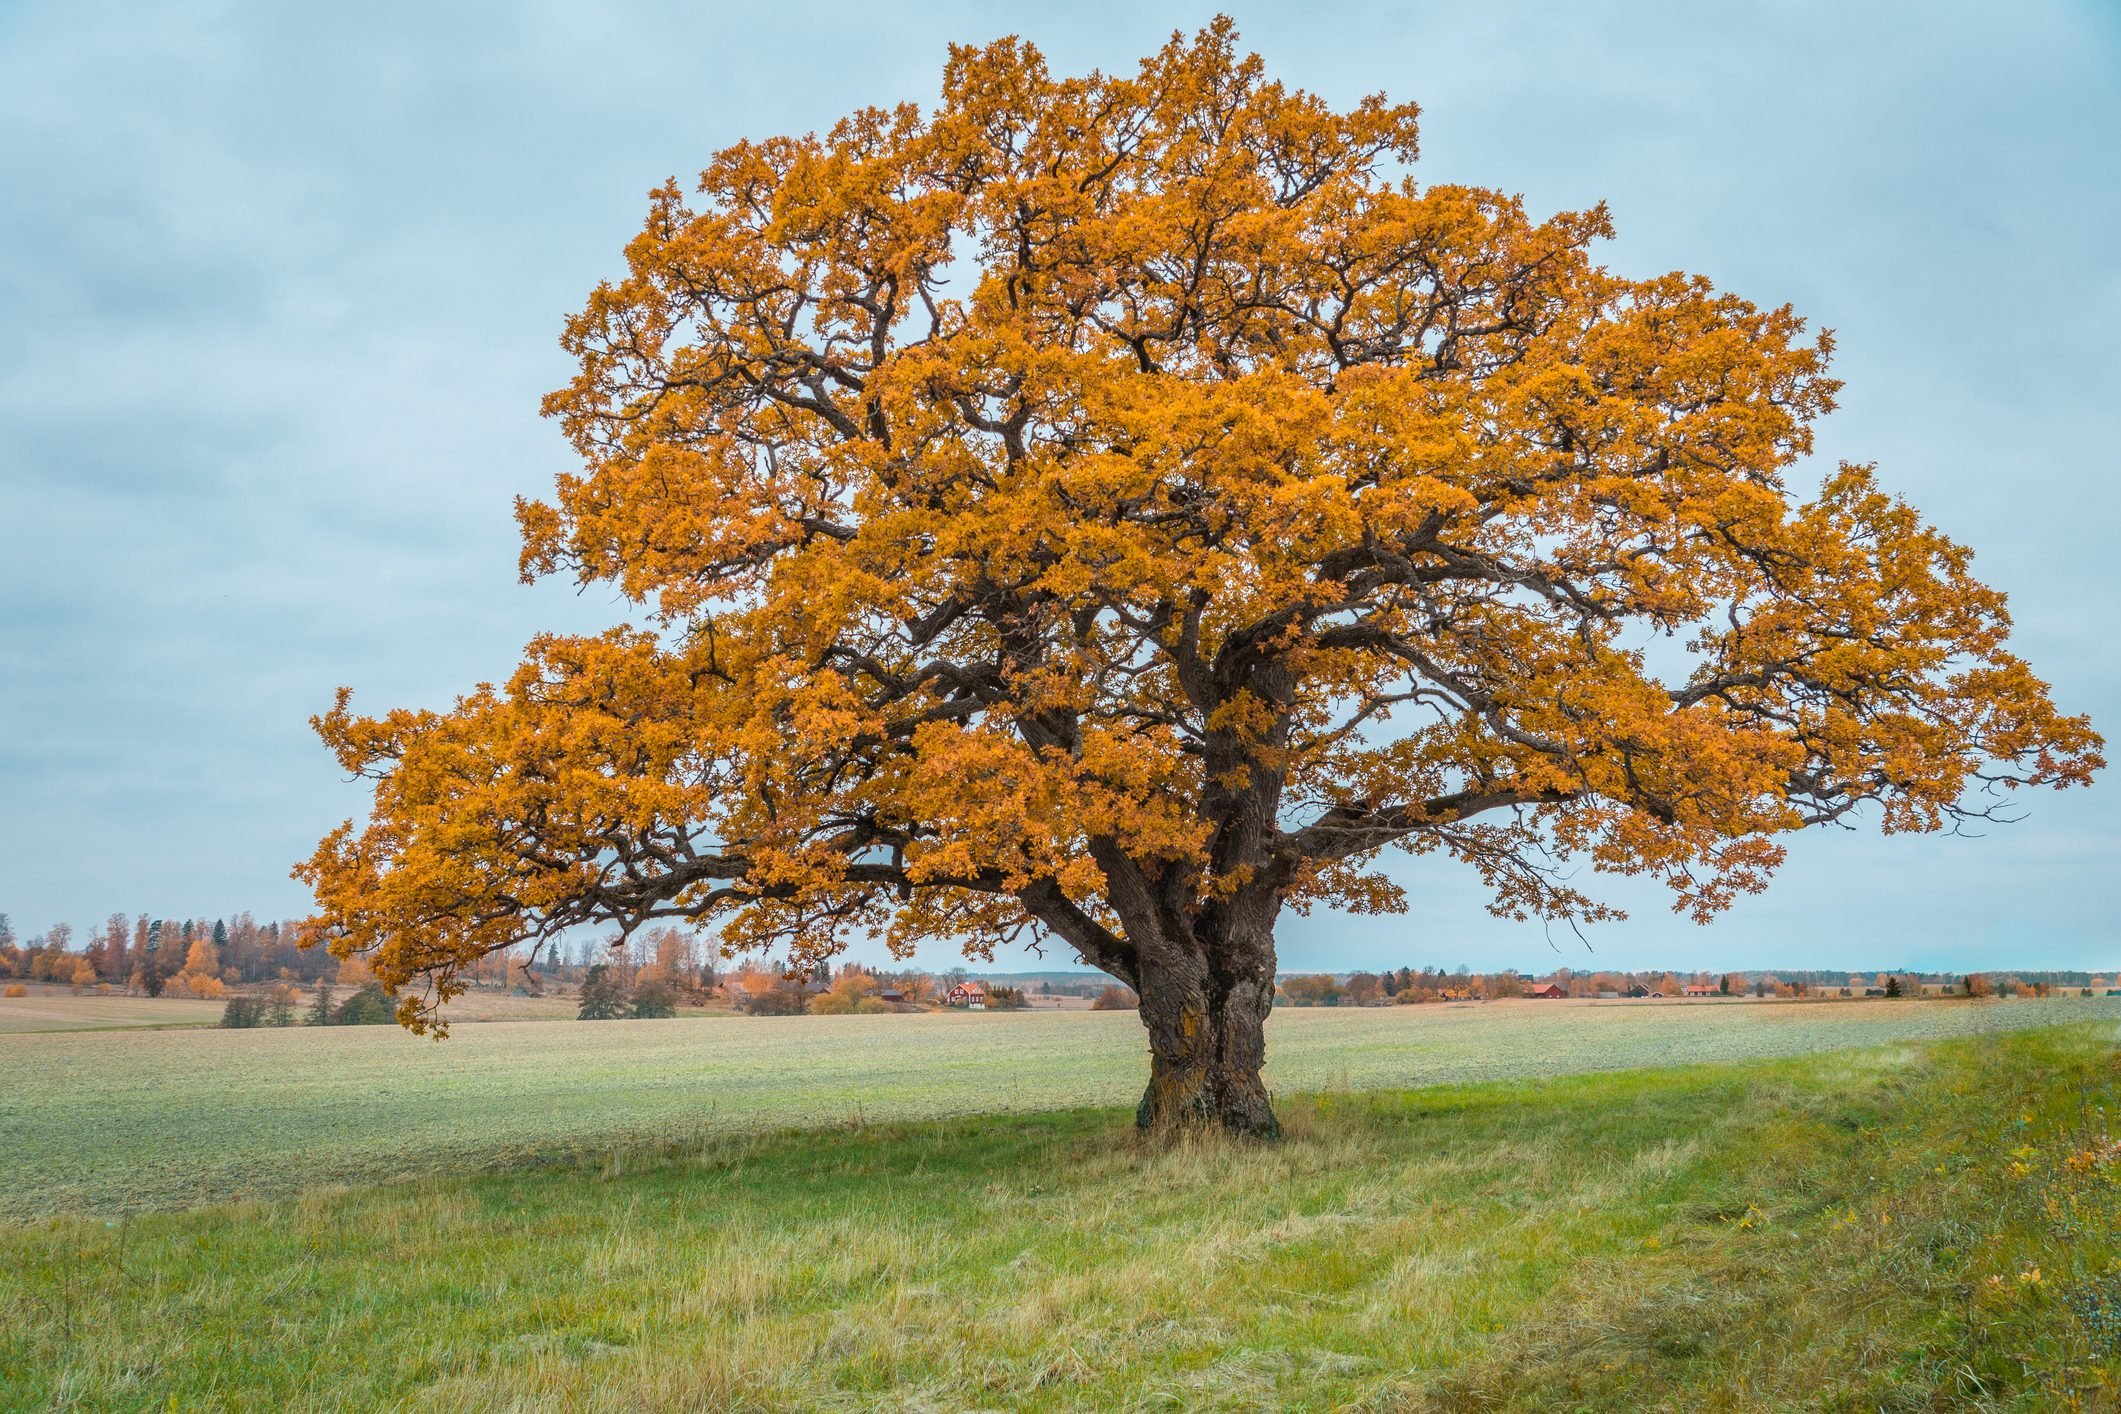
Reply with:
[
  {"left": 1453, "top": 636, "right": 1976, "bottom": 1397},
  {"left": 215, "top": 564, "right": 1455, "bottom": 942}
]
[{"left": 298, "top": 22, "right": 2098, "bottom": 1131}]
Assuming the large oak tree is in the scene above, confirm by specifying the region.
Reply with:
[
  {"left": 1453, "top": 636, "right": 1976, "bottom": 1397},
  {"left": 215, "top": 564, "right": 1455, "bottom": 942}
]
[{"left": 300, "top": 22, "right": 2100, "bottom": 1135}]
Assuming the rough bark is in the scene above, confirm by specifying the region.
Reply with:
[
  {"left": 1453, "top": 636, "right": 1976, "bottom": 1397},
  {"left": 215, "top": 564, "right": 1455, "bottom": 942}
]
[{"left": 1132, "top": 934, "right": 1279, "bottom": 1138}]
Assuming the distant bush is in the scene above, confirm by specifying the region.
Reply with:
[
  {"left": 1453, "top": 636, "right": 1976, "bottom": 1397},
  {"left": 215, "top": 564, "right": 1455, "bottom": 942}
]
[
  {"left": 630, "top": 980, "right": 679, "bottom": 1019},
  {"left": 574, "top": 965, "right": 688, "bottom": 1021},
  {"left": 263, "top": 985, "right": 299, "bottom": 1027},
  {"left": 1279, "top": 975, "right": 1344, "bottom": 1007},
  {"left": 2, "top": 983, "right": 25, "bottom": 998},
  {"left": 854, "top": 997, "right": 893, "bottom": 1015},
  {"left": 332, "top": 982, "right": 396, "bottom": 1026},
  {"left": 221, "top": 996, "right": 265, "bottom": 1028},
  {"left": 986, "top": 985, "right": 1030, "bottom": 1010},
  {"left": 737, "top": 982, "right": 808, "bottom": 1016},
  {"left": 225, "top": 988, "right": 300, "bottom": 1028},
  {"left": 174, "top": 973, "right": 227, "bottom": 1000},
  {"left": 1090, "top": 984, "right": 1137, "bottom": 1011},
  {"left": 809, "top": 972, "right": 880, "bottom": 1015}
]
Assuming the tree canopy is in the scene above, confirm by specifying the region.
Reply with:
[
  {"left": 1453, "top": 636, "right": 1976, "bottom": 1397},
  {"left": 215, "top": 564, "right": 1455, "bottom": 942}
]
[{"left": 299, "top": 21, "right": 2099, "bottom": 1132}]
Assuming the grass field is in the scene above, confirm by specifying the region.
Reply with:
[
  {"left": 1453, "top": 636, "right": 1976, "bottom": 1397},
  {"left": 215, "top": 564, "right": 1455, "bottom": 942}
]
[
  {"left": 0, "top": 985, "right": 585, "bottom": 1034},
  {"left": 0, "top": 991, "right": 226, "bottom": 1033},
  {"left": 5, "top": 1022, "right": 2116, "bottom": 1409},
  {"left": 3, "top": 994, "right": 2114, "bottom": 1221}
]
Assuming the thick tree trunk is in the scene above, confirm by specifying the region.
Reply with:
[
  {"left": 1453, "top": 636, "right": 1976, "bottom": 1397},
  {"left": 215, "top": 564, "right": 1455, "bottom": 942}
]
[{"left": 1133, "top": 944, "right": 1278, "bottom": 1137}]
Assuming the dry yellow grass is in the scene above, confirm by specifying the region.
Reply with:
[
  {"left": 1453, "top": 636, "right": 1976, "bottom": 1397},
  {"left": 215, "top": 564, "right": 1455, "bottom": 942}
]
[
  {"left": 0, "top": 983, "right": 593, "bottom": 1033},
  {"left": 0, "top": 989, "right": 224, "bottom": 1033}
]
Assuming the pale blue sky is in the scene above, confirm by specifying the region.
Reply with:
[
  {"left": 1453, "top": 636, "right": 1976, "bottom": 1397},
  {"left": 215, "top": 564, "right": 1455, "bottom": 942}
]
[{"left": 2, "top": 1, "right": 2115, "bottom": 975}]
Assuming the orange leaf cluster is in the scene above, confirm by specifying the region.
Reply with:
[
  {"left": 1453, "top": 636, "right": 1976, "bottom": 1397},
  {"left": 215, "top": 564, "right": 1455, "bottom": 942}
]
[{"left": 298, "top": 21, "right": 2099, "bottom": 1028}]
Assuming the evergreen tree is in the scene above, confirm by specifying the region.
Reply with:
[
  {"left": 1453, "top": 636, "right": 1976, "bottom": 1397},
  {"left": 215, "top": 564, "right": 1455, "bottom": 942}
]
[
  {"left": 630, "top": 979, "right": 679, "bottom": 1019},
  {"left": 577, "top": 963, "right": 630, "bottom": 1020},
  {"left": 136, "top": 921, "right": 173, "bottom": 995},
  {"left": 333, "top": 983, "right": 395, "bottom": 1025},
  {"left": 305, "top": 980, "right": 335, "bottom": 1026}
]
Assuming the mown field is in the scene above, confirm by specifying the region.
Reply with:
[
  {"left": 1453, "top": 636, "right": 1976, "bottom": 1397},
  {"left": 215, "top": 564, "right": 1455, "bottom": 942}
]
[
  {"left": 6, "top": 1022, "right": 2118, "bottom": 1409},
  {"left": 0, "top": 985, "right": 583, "bottom": 1034},
  {"left": 0, "top": 991, "right": 226, "bottom": 1033},
  {"left": 3, "top": 994, "right": 2114, "bottom": 1220}
]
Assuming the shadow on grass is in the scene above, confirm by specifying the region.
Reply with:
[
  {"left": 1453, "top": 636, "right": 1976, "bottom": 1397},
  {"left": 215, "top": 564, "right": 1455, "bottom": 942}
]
[{"left": 3, "top": 1025, "right": 2115, "bottom": 1410}]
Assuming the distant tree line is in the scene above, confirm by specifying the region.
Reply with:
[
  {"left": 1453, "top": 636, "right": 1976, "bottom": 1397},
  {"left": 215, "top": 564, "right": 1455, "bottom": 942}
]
[
  {"left": 4, "top": 910, "right": 2097, "bottom": 1019},
  {"left": 0, "top": 911, "right": 338, "bottom": 997},
  {"left": 1269, "top": 966, "right": 2093, "bottom": 1006}
]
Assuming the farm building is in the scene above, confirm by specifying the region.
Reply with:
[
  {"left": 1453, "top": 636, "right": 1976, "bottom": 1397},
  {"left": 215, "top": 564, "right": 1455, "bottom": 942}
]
[
  {"left": 944, "top": 981, "right": 988, "bottom": 1009},
  {"left": 1623, "top": 985, "right": 1650, "bottom": 999},
  {"left": 1683, "top": 983, "right": 1718, "bottom": 997},
  {"left": 1523, "top": 982, "right": 1566, "bottom": 999}
]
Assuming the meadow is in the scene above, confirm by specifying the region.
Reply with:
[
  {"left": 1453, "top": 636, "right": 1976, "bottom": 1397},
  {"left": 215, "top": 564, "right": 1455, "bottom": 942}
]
[
  {"left": 5, "top": 1020, "right": 2116, "bottom": 1409},
  {"left": 4, "top": 993, "right": 2115, "bottom": 1220},
  {"left": 0, "top": 984, "right": 583, "bottom": 1034},
  {"left": 0, "top": 991, "right": 225, "bottom": 1034}
]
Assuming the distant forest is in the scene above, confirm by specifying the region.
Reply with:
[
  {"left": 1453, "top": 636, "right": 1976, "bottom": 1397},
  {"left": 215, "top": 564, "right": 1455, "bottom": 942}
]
[
  {"left": 0, "top": 911, "right": 2105, "bottom": 1006},
  {"left": 0, "top": 912, "right": 334, "bottom": 996}
]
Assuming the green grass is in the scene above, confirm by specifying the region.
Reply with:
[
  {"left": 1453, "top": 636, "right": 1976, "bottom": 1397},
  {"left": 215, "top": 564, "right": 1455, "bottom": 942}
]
[
  {"left": 5, "top": 996, "right": 2114, "bottom": 1220},
  {"left": 5, "top": 1024, "right": 2117, "bottom": 1409}
]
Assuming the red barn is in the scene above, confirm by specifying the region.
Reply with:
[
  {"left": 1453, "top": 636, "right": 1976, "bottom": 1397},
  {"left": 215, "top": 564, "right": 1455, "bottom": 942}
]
[
  {"left": 1524, "top": 982, "right": 1566, "bottom": 999},
  {"left": 945, "top": 981, "right": 988, "bottom": 1008}
]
